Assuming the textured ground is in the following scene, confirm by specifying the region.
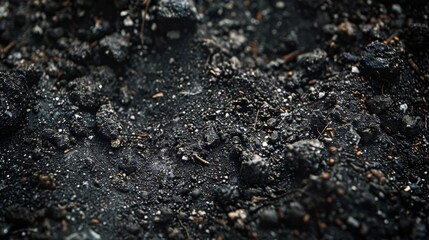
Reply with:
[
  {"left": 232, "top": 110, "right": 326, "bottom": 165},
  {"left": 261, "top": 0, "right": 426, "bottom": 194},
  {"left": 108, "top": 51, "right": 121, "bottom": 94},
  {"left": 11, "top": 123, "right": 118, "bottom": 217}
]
[{"left": 1, "top": 0, "right": 429, "bottom": 239}]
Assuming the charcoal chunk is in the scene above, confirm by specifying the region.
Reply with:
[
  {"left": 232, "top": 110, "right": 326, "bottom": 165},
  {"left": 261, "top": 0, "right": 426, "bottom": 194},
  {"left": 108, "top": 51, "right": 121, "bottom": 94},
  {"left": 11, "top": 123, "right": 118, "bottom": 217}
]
[
  {"left": 239, "top": 154, "right": 270, "bottom": 186},
  {"left": 285, "top": 139, "right": 324, "bottom": 177},
  {"left": 360, "top": 41, "right": 402, "bottom": 82},
  {"left": 297, "top": 49, "right": 327, "bottom": 77},
  {"left": 96, "top": 103, "right": 122, "bottom": 140},
  {"left": 69, "top": 66, "right": 116, "bottom": 110},
  {"left": 156, "top": 0, "right": 198, "bottom": 34},
  {"left": 99, "top": 33, "right": 130, "bottom": 63}
]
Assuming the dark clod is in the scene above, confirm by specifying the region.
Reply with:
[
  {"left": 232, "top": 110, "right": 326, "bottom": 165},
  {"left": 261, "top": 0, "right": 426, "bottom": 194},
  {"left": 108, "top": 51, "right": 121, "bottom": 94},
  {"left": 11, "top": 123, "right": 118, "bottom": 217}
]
[
  {"left": 96, "top": 103, "right": 122, "bottom": 141},
  {"left": 156, "top": 0, "right": 198, "bottom": 35},
  {"left": 360, "top": 41, "right": 402, "bottom": 82},
  {"left": 239, "top": 154, "right": 270, "bottom": 186},
  {"left": 99, "top": 33, "right": 131, "bottom": 63},
  {"left": 285, "top": 139, "right": 325, "bottom": 178},
  {"left": 297, "top": 49, "right": 327, "bottom": 77}
]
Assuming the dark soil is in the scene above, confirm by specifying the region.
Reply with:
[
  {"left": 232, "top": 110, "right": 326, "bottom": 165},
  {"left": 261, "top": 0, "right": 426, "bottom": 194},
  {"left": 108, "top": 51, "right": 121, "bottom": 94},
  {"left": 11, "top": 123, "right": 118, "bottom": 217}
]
[{"left": 1, "top": 0, "right": 429, "bottom": 239}]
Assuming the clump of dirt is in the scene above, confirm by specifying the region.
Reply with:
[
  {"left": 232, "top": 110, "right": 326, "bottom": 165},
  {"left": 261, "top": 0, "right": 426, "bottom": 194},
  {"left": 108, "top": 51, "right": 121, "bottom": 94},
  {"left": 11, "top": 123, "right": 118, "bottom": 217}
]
[{"left": 1, "top": 0, "right": 428, "bottom": 239}]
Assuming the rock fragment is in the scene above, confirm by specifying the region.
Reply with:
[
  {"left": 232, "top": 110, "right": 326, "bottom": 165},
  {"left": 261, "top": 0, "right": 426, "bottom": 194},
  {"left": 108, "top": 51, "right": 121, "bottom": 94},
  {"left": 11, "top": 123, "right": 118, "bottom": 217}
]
[
  {"left": 360, "top": 41, "right": 402, "bottom": 82},
  {"left": 69, "top": 40, "right": 92, "bottom": 63},
  {"left": 99, "top": 33, "right": 130, "bottom": 63},
  {"left": 298, "top": 49, "right": 327, "bottom": 77},
  {"left": 156, "top": 0, "right": 198, "bottom": 35},
  {"left": 285, "top": 139, "right": 325, "bottom": 177},
  {"left": 96, "top": 103, "right": 122, "bottom": 141},
  {"left": 69, "top": 66, "right": 116, "bottom": 110},
  {"left": 258, "top": 207, "right": 279, "bottom": 228},
  {"left": 204, "top": 126, "right": 220, "bottom": 148},
  {"left": 239, "top": 154, "right": 270, "bottom": 186}
]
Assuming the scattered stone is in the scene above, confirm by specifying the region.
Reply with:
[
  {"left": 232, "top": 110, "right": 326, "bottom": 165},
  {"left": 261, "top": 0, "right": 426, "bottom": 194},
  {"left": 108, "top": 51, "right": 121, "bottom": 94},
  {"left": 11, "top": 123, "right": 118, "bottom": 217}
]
[
  {"left": 70, "top": 114, "right": 93, "bottom": 137},
  {"left": 258, "top": 207, "right": 279, "bottom": 228},
  {"left": 335, "top": 125, "right": 361, "bottom": 150},
  {"left": 204, "top": 126, "right": 220, "bottom": 148},
  {"left": 360, "top": 41, "right": 402, "bottom": 82},
  {"left": 228, "top": 209, "right": 247, "bottom": 221},
  {"left": 239, "top": 154, "right": 270, "bottom": 186},
  {"left": 347, "top": 216, "right": 360, "bottom": 229},
  {"left": 69, "top": 66, "right": 116, "bottom": 110},
  {"left": 96, "top": 103, "right": 122, "bottom": 141},
  {"left": 156, "top": 0, "right": 198, "bottom": 35},
  {"left": 401, "top": 115, "right": 420, "bottom": 137},
  {"left": 0, "top": 72, "right": 28, "bottom": 135},
  {"left": 190, "top": 188, "right": 202, "bottom": 199},
  {"left": 53, "top": 133, "right": 71, "bottom": 150},
  {"left": 285, "top": 139, "right": 325, "bottom": 177},
  {"left": 352, "top": 114, "right": 381, "bottom": 144},
  {"left": 69, "top": 40, "right": 92, "bottom": 63},
  {"left": 99, "top": 33, "right": 130, "bottom": 63},
  {"left": 297, "top": 49, "right": 327, "bottom": 77}
]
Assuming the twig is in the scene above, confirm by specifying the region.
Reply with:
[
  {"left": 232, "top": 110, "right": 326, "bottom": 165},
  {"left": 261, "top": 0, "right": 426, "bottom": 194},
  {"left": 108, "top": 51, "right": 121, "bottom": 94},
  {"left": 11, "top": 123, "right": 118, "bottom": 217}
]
[
  {"left": 253, "top": 109, "right": 260, "bottom": 130},
  {"left": 192, "top": 153, "right": 210, "bottom": 165},
  {"left": 318, "top": 121, "right": 332, "bottom": 139},
  {"left": 383, "top": 32, "right": 398, "bottom": 44},
  {"left": 0, "top": 41, "right": 15, "bottom": 58},
  {"left": 179, "top": 220, "right": 191, "bottom": 240},
  {"left": 282, "top": 49, "right": 304, "bottom": 63},
  {"left": 140, "top": 0, "right": 152, "bottom": 46}
]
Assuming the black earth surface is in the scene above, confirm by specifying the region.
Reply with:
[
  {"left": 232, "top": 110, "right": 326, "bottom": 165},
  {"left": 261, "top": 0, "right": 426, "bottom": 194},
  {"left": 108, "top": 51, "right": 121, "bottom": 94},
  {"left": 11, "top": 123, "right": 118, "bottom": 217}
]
[{"left": 1, "top": 0, "right": 429, "bottom": 239}]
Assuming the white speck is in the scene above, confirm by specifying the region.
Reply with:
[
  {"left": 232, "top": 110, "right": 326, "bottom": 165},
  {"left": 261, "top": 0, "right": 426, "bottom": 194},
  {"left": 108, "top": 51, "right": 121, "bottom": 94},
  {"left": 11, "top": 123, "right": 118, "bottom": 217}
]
[
  {"left": 318, "top": 92, "right": 326, "bottom": 99},
  {"left": 351, "top": 66, "right": 360, "bottom": 74},
  {"left": 123, "top": 16, "right": 134, "bottom": 27},
  {"left": 404, "top": 185, "right": 411, "bottom": 192},
  {"left": 275, "top": 1, "right": 285, "bottom": 9},
  {"left": 262, "top": 142, "right": 268, "bottom": 147},
  {"left": 400, "top": 103, "right": 408, "bottom": 113}
]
